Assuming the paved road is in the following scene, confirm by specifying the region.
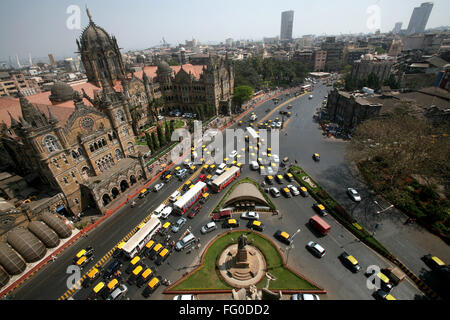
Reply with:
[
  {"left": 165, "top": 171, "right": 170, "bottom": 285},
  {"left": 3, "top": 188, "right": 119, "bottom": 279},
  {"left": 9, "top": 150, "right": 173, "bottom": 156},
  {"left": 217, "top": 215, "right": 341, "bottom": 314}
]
[{"left": 9, "top": 83, "right": 437, "bottom": 300}]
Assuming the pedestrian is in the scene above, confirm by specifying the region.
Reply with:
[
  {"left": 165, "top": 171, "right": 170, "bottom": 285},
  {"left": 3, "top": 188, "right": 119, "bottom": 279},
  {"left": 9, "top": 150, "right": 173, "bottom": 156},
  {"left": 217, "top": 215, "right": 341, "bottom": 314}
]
[{"left": 51, "top": 255, "right": 56, "bottom": 262}]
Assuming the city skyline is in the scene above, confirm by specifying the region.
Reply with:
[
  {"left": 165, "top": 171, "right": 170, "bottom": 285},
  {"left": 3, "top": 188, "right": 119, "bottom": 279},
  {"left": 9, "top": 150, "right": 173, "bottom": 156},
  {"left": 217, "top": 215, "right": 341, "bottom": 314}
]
[{"left": 1, "top": 0, "right": 450, "bottom": 62}]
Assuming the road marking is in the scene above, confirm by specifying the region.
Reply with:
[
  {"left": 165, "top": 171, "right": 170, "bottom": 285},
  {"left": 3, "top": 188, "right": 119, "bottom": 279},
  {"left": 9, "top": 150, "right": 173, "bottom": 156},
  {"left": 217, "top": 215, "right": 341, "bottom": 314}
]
[{"left": 260, "top": 92, "right": 307, "bottom": 123}]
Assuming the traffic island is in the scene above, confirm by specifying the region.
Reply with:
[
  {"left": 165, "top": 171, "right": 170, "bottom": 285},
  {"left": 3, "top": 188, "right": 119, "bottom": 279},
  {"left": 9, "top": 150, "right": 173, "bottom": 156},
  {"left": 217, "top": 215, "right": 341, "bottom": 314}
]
[{"left": 164, "top": 231, "right": 325, "bottom": 295}]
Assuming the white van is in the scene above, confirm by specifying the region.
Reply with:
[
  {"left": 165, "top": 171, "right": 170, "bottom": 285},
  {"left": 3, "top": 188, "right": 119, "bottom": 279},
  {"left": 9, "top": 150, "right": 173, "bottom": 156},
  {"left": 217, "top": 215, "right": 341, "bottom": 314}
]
[
  {"left": 153, "top": 204, "right": 166, "bottom": 218},
  {"left": 175, "top": 233, "right": 196, "bottom": 251},
  {"left": 250, "top": 161, "right": 259, "bottom": 170},
  {"left": 161, "top": 206, "right": 173, "bottom": 219},
  {"left": 170, "top": 190, "right": 181, "bottom": 202}
]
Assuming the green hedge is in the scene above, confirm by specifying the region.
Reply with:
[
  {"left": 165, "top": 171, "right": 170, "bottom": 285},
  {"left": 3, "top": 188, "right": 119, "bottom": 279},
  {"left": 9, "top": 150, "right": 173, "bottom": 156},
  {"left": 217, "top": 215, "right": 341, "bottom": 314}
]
[{"left": 289, "top": 166, "right": 392, "bottom": 257}]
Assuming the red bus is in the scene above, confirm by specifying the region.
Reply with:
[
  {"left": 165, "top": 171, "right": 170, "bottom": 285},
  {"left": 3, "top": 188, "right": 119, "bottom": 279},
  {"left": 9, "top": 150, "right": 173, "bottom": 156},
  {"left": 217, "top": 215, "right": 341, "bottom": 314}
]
[
  {"left": 173, "top": 181, "right": 207, "bottom": 214},
  {"left": 211, "top": 166, "right": 240, "bottom": 192},
  {"left": 309, "top": 215, "right": 331, "bottom": 235}
]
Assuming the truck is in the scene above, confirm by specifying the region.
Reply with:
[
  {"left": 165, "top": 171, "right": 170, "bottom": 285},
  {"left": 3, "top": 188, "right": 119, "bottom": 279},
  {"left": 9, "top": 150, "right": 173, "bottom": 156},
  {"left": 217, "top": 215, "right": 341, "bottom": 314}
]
[
  {"left": 212, "top": 210, "right": 231, "bottom": 222},
  {"left": 246, "top": 127, "right": 259, "bottom": 142},
  {"left": 309, "top": 215, "right": 331, "bottom": 235}
]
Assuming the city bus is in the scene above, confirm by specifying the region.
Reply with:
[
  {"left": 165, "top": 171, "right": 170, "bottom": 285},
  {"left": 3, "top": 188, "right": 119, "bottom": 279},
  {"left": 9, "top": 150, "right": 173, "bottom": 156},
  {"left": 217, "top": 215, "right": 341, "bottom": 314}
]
[
  {"left": 121, "top": 217, "right": 162, "bottom": 259},
  {"left": 211, "top": 166, "right": 241, "bottom": 192},
  {"left": 173, "top": 181, "right": 207, "bottom": 214},
  {"left": 246, "top": 127, "right": 259, "bottom": 143},
  {"left": 301, "top": 84, "right": 312, "bottom": 92}
]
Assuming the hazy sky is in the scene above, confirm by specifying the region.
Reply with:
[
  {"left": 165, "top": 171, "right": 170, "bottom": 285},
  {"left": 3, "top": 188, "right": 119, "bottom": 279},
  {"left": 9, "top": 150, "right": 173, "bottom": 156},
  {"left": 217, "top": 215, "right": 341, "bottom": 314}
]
[{"left": 1, "top": 0, "right": 449, "bottom": 62}]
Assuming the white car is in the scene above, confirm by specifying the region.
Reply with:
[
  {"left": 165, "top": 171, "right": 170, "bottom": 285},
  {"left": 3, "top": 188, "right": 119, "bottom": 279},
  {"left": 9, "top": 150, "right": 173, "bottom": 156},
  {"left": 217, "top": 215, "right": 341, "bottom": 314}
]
[
  {"left": 241, "top": 211, "right": 260, "bottom": 220},
  {"left": 271, "top": 154, "right": 280, "bottom": 163},
  {"left": 287, "top": 184, "right": 300, "bottom": 196},
  {"left": 291, "top": 293, "right": 320, "bottom": 300},
  {"left": 161, "top": 206, "right": 173, "bottom": 219},
  {"left": 306, "top": 241, "right": 326, "bottom": 258},
  {"left": 270, "top": 187, "right": 280, "bottom": 198},
  {"left": 250, "top": 161, "right": 260, "bottom": 170},
  {"left": 309, "top": 95, "right": 313, "bottom": 99},
  {"left": 154, "top": 183, "right": 165, "bottom": 192},
  {"left": 347, "top": 188, "right": 361, "bottom": 202},
  {"left": 201, "top": 222, "right": 217, "bottom": 234},
  {"left": 229, "top": 150, "right": 238, "bottom": 158},
  {"left": 173, "top": 294, "right": 196, "bottom": 300},
  {"left": 267, "top": 167, "right": 274, "bottom": 176}
]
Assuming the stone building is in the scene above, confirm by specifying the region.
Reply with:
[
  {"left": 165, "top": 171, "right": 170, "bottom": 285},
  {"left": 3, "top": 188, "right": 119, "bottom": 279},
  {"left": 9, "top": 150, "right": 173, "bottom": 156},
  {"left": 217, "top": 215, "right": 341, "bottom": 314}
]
[{"left": 351, "top": 54, "right": 394, "bottom": 84}]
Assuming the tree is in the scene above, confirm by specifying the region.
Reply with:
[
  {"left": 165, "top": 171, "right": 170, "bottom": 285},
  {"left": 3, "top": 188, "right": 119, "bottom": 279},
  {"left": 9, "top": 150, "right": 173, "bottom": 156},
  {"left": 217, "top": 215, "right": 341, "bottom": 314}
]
[
  {"left": 145, "top": 132, "right": 155, "bottom": 154},
  {"left": 367, "top": 72, "right": 381, "bottom": 90},
  {"left": 233, "top": 85, "right": 254, "bottom": 112},
  {"left": 375, "top": 46, "right": 387, "bottom": 55},
  {"left": 164, "top": 121, "right": 171, "bottom": 144},
  {"left": 151, "top": 131, "right": 159, "bottom": 150},
  {"left": 169, "top": 119, "right": 175, "bottom": 136},
  {"left": 156, "top": 124, "right": 166, "bottom": 147}
]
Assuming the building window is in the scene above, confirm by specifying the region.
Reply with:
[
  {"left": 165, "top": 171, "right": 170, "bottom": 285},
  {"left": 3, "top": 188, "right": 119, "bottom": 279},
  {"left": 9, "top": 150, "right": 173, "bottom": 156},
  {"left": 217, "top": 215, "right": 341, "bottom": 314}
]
[
  {"left": 52, "top": 158, "right": 60, "bottom": 169},
  {"left": 74, "top": 198, "right": 79, "bottom": 204},
  {"left": 115, "top": 149, "right": 123, "bottom": 161},
  {"left": 116, "top": 109, "right": 125, "bottom": 122},
  {"left": 127, "top": 142, "right": 135, "bottom": 154},
  {"left": 43, "top": 135, "right": 59, "bottom": 153},
  {"left": 63, "top": 177, "right": 68, "bottom": 184}
]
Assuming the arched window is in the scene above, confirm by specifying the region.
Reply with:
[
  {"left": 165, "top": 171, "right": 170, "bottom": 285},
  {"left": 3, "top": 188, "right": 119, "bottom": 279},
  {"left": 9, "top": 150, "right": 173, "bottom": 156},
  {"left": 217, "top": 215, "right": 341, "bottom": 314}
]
[
  {"left": 127, "top": 142, "right": 135, "bottom": 154},
  {"left": 108, "top": 133, "right": 113, "bottom": 141},
  {"left": 78, "top": 148, "right": 83, "bottom": 156},
  {"left": 116, "top": 110, "right": 125, "bottom": 123},
  {"left": 72, "top": 150, "right": 78, "bottom": 159},
  {"left": 115, "top": 149, "right": 123, "bottom": 161},
  {"left": 94, "top": 142, "right": 98, "bottom": 150},
  {"left": 122, "top": 126, "right": 129, "bottom": 137},
  {"left": 89, "top": 144, "right": 94, "bottom": 153},
  {"left": 102, "top": 138, "right": 107, "bottom": 146},
  {"left": 43, "top": 135, "right": 59, "bottom": 153}
]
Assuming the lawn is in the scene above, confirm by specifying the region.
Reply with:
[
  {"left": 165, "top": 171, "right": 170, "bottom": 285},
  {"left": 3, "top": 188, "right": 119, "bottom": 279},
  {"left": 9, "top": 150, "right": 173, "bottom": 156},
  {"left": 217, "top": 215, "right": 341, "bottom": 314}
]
[{"left": 168, "top": 231, "right": 320, "bottom": 292}]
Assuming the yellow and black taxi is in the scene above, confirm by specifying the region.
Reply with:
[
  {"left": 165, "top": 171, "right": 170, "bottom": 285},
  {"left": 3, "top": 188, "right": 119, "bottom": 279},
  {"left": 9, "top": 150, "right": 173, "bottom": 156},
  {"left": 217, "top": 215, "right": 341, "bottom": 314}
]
[
  {"left": 143, "top": 240, "right": 155, "bottom": 257},
  {"left": 137, "top": 268, "right": 153, "bottom": 288},
  {"left": 160, "top": 221, "right": 171, "bottom": 235},
  {"left": 285, "top": 172, "right": 294, "bottom": 182},
  {"left": 299, "top": 186, "right": 309, "bottom": 197},
  {"left": 247, "top": 220, "right": 265, "bottom": 232},
  {"left": 142, "top": 277, "right": 160, "bottom": 298},
  {"left": 422, "top": 254, "right": 446, "bottom": 271},
  {"left": 163, "top": 173, "right": 173, "bottom": 182},
  {"left": 313, "top": 153, "right": 320, "bottom": 161},
  {"left": 202, "top": 164, "right": 209, "bottom": 173},
  {"left": 73, "top": 246, "right": 94, "bottom": 264},
  {"left": 275, "top": 174, "right": 284, "bottom": 184},
  {"left": 149, "top": 243, "right": 163, "bottom": 260},
  {"left": 75, "top": 251, "right": 94, "bottom": 270},
  {"left": 200, "top": 192, "right": 210, "bottom": 204},
  {"left": 274, "top": 230, "right": 293, "bottom": 245},
  {"left": 223, "top": 218, "right": 240, "bottom": 228},
  {"left": 282, "top": 187, "right": 292, "bottom": 198},
  {"left": 183, "top": 180, "right": 193, "bottom": 191},
  {"left": 366, "top": 269, "right": 394, "bottom": 291},
  {"left": 339, "top": 251, "right": 361, "bottom": 273},
  {"left": 105, "top": 278, "right": 120, "bottom": 297},
  {"left": 155, "top": 248, "right": 170, "bottom": 266},
  {"left": 138, "top": 188, "right": 149, "bottom": 199},
  {"left": 127, "top": 265, "right": 144, "bottom": 285},
  {"left": 266, "top": 175, "right": 274, "bottom": 185},
  {"left": 374, "top": 289, "right": 396, "bottom": 301},
  {"left": 88, "top": 281, "right": 106, "bottom": 300},
  {"left": 313, "top": 203, "right": 328, "bottom": 216},
  {"left": 82, "top": 267, "right": 101, "bottom": 288},
  {"left": 125, "top": 256, "right": 141, "bottom": 274}
]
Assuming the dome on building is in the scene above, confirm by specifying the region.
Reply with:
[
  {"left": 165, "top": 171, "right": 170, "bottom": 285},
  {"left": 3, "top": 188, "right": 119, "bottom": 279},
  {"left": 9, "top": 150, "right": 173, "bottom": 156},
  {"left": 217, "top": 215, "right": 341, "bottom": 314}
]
[
  {"left": 156, "top": 60, "right": 173, "bottom": 74},
  {"left": 40, "top": 212, "right": 72, "bottom": 239},
  {"left": 6, "top": 227, "right": 47, "bottom": 263},
  {"left": 362, "top": 53, "right": 374, "bottom": 61},
  {"left": 0, "top": 265, "right": 9, "bottom": 289},
  {"left": 80, "top": 22, "right": 112, "bottom": 48},
  {"left": 0, "top": 242, "right": 26, "bottom": 276},
  {"left": 49, "top": 82, "right": 74, "bottom": 103},
  {"left": 28, "top": 221, "right": 60, "bottom": 248}
]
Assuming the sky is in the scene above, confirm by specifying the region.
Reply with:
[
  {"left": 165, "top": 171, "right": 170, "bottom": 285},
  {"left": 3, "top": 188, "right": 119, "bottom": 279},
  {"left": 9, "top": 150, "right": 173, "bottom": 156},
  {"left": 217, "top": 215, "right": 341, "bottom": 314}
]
[{"left": 0, "top": 0, "right": 449, "bottom": 63}]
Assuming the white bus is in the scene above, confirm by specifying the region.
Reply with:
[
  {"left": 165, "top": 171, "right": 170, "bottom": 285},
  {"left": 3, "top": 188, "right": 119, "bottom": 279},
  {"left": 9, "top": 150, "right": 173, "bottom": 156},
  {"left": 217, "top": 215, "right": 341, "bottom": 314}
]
[
  {"left": 173, "top": 181, "right": 207, "bottom": 214},
  {"left": 122, "top": 217, "right": 162, "bottom": 259},
  {"left": 246, "top": 127, "right": 259, "bottom": 142}
]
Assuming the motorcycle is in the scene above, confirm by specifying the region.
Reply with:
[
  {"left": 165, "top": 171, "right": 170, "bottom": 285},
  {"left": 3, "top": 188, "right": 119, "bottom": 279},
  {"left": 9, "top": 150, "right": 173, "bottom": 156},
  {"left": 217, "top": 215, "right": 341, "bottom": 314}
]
[{"left": 130, "top": 201, "right": 136, "bottom": 208}]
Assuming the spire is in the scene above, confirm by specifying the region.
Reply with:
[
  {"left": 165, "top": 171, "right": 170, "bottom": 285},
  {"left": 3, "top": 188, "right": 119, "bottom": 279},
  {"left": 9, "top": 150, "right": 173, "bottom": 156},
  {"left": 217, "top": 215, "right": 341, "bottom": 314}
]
[
  {"left": 86, "top": 6, "right": 94, "bottom": 25},
  {"left": 47, "top": 106, "right": 59, "bottom": 124},
  {"left": 8, "top": 111, "right": 18, "bottom": 127}
]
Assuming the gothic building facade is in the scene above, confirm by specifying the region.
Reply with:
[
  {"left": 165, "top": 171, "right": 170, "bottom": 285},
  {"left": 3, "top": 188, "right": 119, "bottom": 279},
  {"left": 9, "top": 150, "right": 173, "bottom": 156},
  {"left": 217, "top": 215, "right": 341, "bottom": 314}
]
[{"left": 0, "top": 9, "right": 235, "bottom": 216}]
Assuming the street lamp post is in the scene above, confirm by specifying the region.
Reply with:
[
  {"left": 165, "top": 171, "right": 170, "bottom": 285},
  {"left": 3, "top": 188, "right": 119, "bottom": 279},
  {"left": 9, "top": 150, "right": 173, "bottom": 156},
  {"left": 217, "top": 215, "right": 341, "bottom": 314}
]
[{"left": 286, "top": 228, "right": 301, "bottom": 264}]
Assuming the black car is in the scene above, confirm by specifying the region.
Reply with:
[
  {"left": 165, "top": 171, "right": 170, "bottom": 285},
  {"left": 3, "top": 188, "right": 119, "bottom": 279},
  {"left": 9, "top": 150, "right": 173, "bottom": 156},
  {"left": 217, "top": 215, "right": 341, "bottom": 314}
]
[
  {"left": 339, "top": 252, "right": 361, "bottom": 273},
  {"left": 274, "top": 230, "right": 292, "bottom": 245},
  {"left": 247, "top": 220, "right": 264, "bottom": 232},
  {"left": 103, "top": 259, "right": 123, "bottom": 280}
]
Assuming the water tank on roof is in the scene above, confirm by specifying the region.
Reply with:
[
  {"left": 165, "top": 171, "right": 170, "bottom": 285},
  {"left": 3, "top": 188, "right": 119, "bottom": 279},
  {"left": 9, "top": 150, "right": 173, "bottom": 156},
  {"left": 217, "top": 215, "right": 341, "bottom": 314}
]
[
  {"left": 40, "top": 212, "right": 72, "bottom": 239},
  {"left": 0, "top": 242, "right": 26, "bottom": 275},
  {"left": 0, "top": 265, "right": 10, "bottom": 289},
  {"left": 7, "top": 227, "right": 47, "bottom": 263},
  {"left": 28, "top": 221, "right": 60, "bottom": 248}
]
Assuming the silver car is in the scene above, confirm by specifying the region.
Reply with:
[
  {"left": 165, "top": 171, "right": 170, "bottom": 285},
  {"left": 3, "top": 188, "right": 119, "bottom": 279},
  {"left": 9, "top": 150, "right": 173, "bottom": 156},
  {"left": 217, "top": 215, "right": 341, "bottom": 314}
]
[
  {"left": 201, "top": 222, "right": 217, "bottom": 234},
  {"left": 154, "top": 183, "right": 165, "bottom": 192},
  {"left": 172, "top": 217, "right": 187, "bottom": 233},
  {"left": 287, "top": 184, "right": 300, "bottom": 196},
  {"left": 347, "top": 188, "right": 361, "bottom": 202},
  {"left": 241, "top": 211, "right": 260, "bottom": 220},
  {"left": 306, "top": 241, "right": 326, "bottom": 258}
]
